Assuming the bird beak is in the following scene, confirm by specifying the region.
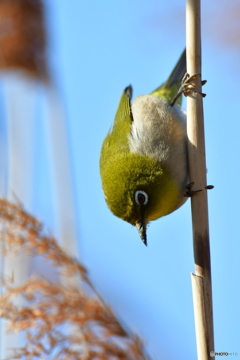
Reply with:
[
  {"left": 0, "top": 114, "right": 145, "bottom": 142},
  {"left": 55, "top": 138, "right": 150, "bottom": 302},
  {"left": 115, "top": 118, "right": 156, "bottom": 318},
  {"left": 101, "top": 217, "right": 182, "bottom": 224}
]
[{"left": 136, "top": 218, "right": 147, "bottom": 246}]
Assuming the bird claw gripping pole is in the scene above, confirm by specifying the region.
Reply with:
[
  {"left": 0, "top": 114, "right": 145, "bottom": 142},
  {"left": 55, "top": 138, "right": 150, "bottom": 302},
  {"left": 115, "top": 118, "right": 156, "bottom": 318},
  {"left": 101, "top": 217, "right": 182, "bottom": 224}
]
[
  {"left": 184, "top": 182, "right": 214, "bottom": 198},
  {"left": 171, "top": 73, "right": 207, "bottom": 107}
]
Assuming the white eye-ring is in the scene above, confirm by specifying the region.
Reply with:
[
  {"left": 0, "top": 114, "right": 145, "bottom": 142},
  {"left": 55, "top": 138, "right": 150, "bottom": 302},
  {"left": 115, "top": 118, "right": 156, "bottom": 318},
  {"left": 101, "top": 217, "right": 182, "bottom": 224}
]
[{"left": 135, "top": 190, "right": 148, "bottom": 206}]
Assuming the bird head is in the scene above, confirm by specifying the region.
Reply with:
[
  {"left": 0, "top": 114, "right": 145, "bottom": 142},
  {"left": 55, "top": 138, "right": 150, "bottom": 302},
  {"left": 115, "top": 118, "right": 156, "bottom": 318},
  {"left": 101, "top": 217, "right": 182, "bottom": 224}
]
[{"left": 101, "top": 152, "right": 180, "bottom": 245}]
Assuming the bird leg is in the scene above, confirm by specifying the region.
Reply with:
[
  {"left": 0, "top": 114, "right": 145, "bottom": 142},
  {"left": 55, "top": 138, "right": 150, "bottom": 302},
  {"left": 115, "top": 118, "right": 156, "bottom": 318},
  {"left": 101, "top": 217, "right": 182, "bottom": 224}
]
[
  {"left": 171, "top": 73, "right": 207, "bottom": 106},
  {"left": 184, "top": 182, "right": 202, "bottom": 197},
  {"left": 184, "top": 182, "right": 214, "bottom": 197}
]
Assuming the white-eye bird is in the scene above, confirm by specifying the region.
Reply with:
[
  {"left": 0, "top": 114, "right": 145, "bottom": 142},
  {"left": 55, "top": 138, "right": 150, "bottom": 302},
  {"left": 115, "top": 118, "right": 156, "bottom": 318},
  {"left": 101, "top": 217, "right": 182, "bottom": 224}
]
[{"left": 100, "top": 50, "right": 188, "bottom": 246}]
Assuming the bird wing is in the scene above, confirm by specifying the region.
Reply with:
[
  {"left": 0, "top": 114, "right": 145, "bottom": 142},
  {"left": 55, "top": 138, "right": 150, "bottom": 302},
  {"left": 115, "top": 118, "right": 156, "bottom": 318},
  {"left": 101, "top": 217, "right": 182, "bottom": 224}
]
[{"left": 100, "top": 86, "right": 133, "bottom": 173}]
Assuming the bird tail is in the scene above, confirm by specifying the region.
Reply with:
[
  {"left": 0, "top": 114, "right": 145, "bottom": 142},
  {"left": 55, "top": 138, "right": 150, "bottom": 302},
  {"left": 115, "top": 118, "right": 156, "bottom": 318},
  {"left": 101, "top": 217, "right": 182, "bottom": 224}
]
[
  {"left": 164, "top": 49, "right": 186, "bottom": 88},
  {"left": 150, "top": 49, "right": 186, "bottom": 105}
]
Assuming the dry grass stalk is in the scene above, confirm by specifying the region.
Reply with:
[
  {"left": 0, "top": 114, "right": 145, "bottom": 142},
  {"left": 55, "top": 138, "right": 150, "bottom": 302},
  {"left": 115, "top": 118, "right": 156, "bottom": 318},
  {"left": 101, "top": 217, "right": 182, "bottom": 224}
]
[
  {"left": 186, "top": 0, "right": 214, "bottom": 358},
  {"left": 0, "top": 198, "right": 150, "bottom": 360},
  {"left": 0, "top": 0, "right": 49, "bottom": 79}
]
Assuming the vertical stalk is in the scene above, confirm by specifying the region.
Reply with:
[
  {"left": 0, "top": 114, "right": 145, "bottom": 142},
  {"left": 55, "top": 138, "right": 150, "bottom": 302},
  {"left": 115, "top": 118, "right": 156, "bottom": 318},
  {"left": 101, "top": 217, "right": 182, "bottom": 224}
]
[
  {"left": 44, "top": 84, "right": 80, "bottom": 284},
  {"left": 186, "top": 0, "right": 214, "bottom": 359},
  {"left": 1, "top": 75, "right": 35, "bottom": 359}
]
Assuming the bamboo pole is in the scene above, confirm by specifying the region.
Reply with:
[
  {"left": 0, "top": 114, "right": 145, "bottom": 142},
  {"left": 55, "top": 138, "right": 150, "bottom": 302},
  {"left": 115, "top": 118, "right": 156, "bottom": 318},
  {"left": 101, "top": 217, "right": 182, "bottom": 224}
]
[{"left": 186, "top": 0, "right": 214, "bottom": 359}]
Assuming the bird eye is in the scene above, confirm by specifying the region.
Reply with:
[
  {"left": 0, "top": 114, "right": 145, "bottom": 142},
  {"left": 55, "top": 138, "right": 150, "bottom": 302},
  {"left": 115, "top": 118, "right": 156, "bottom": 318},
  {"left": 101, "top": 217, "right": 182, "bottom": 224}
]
[{"left": 135, "top": 190, "right": 148, "bottom": 206}]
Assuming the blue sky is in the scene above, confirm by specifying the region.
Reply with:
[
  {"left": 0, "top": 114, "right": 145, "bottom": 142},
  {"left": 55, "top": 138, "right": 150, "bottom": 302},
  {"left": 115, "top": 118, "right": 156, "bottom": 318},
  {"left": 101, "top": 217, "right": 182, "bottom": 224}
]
[{"left": 29, "top": 1, "right": 240, "bottom": 358}]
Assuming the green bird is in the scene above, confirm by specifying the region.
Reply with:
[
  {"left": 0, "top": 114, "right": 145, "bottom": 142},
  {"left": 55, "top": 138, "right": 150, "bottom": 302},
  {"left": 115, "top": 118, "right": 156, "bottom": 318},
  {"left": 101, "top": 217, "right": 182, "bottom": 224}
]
[{"left": 100, "top": 50, "right": 188, "bottom": 246}]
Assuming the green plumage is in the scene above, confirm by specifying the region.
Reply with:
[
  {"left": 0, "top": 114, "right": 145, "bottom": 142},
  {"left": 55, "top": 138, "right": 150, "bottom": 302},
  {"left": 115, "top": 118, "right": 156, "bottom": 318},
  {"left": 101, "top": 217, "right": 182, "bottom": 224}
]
[
  {"left": 100, "top": 88, "right": 132, "bottom": 163},
  {"left": 100, "top": 50, "right": 188, "bottom": 245}
]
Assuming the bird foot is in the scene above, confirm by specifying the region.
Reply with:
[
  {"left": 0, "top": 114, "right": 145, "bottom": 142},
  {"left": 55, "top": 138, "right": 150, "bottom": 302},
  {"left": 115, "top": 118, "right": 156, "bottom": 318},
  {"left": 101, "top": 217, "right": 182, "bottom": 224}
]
[
  {"left": 171, "top": 73, "right": 207, "bottom": 106},
  {"left": 184, "top": 182, "right": 214, "bottom": 197},
  {"left": 181, "top": 73, "right": 207, "bottom": 98}
]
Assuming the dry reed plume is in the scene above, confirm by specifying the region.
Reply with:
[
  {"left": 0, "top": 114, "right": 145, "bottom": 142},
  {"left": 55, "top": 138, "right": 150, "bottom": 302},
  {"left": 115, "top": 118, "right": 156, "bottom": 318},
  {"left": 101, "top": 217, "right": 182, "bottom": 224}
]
[
  {"left": 0, "top": 0, "right": 48, "bottom": 79},
  {"left": 0, "top": 199, "right": 150, "bottom": 360}
]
